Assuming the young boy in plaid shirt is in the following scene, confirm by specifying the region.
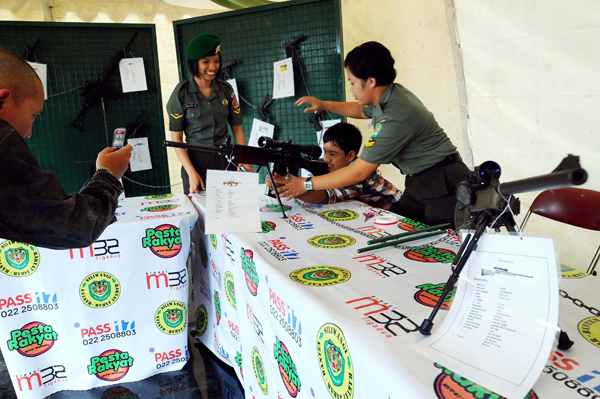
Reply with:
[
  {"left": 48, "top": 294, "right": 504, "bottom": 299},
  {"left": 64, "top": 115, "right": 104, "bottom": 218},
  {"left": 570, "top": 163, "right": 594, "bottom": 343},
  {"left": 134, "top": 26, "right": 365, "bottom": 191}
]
[{"left": 268, "top": 122, "right": 402, "bottom": 210}]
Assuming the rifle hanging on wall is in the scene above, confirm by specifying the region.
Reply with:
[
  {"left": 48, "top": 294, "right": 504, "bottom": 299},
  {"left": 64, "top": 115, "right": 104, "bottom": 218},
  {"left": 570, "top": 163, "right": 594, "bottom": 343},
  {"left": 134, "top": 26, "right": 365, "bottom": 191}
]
[{"left": 71, "top": 32, "right": 138, "bottom": 132}]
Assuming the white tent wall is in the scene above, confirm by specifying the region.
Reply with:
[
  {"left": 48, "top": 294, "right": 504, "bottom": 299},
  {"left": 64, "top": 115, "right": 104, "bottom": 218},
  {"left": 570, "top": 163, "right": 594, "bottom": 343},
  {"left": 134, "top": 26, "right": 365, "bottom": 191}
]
[
  {"left": 454, "top": 0, "right": 600, "bottom": 272},
  {"left": 2, "top": 0, "right": 597, "bottom": 272},
  {"left": 0, "top": 0, "right": 47, "bottom": 20},
  {"left": 341, "top": 0, "right": 466, "bottom": 191}
]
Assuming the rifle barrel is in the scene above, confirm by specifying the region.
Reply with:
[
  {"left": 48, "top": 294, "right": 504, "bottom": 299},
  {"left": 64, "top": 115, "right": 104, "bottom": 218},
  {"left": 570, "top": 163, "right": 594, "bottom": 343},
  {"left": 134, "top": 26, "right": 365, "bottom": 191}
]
[
  {"left": 163, "top": 140, "right": 233, "bottom": 157},
  {"left": 498, "top": 167, "right": 587, "bottom": 196}
]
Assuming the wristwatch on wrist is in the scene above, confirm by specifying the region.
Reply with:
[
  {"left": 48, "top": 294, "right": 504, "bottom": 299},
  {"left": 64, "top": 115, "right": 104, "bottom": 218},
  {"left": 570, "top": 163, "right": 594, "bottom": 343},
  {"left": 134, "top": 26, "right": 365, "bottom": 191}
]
[{"left": 303, "top": 177, "right": 313, "bottom": 191}]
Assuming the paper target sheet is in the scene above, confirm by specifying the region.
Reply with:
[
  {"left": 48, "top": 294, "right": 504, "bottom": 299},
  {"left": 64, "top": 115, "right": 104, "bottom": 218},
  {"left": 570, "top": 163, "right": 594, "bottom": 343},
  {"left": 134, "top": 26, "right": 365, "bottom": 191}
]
[
  {"left": 416, "top": 234, "right": 559, "bottom": 399},
  {"left": 205, "top": 170, "right": 260, "bottom": 234}
]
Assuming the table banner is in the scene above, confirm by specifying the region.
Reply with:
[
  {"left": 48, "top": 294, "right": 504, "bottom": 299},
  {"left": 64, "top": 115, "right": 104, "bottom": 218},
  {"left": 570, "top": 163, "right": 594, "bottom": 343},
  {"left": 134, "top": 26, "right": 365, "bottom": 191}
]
[
  {"left": 0, "top": 194, "right": 198, "bottom": 398},
  {"left": 189, "top": 190, "right": 600, "bottom": 399}
]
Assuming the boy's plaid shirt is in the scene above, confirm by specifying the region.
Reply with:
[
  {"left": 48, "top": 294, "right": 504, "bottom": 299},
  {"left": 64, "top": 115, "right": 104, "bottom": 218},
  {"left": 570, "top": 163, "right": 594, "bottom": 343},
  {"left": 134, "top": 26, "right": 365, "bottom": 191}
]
[{"left": 324, "top": 169, "right": 401, "bottom": 210}]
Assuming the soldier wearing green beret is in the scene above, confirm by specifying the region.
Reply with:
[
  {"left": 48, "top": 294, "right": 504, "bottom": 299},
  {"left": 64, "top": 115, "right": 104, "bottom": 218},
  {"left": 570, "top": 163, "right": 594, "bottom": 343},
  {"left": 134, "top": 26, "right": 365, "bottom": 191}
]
[{"left": 167, "top": 33, "right": 253, "bottom": 194}]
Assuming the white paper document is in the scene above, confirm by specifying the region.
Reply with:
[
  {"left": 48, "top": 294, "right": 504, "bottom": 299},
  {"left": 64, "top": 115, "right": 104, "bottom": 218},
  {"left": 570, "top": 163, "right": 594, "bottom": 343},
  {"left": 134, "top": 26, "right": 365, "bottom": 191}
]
[
  {"left": 128, "top": 137, "right": 153, "bottom": 172},
  {"left": 248, "top": 119, "right": 275, "bottom": 148},
  {"left": 119, "top": 58, "right": 148, "bottom": 93},
  {"left": 226, "top": 78, "right": 240, "bottom": 105},
  {"left": 28, "top": 62, "right": 47, "bottom": 99},
  {"left": 205, "top": 170, "right": 261, "bottom": 234},
  {"left": 416, "top": 234, "right": 559, "bottom": 399},
  {"left": 272, "top": 58, "right": 294, "bottom": 99},
  {"left": 316, "top": 119, "right": 341, "bottom": 156}
]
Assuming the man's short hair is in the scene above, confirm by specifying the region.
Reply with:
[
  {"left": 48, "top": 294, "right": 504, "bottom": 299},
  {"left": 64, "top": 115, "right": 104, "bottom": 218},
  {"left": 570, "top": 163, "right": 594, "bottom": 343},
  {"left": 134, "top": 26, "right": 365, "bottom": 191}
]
[
  {"left": 323, "top": 122, "right": 362, "bottom": 155},
  {"left": 0, "top": 46, "right": 41, "bottom": 105},
  {"left": 344, "top": 42, "right": 396, "bottom": 86}
]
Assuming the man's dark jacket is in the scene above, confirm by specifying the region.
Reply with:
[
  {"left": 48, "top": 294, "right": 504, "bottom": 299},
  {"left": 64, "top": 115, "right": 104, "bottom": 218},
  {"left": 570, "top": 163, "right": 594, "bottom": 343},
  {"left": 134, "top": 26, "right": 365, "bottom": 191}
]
[{"left": 0, "top": 119, "right": 123, "bottom": 249}]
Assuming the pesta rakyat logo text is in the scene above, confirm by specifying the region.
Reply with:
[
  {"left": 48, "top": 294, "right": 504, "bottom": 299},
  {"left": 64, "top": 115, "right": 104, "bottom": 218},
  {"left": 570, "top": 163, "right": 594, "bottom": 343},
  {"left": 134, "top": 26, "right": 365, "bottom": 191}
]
[
  {"left": 7, "top": 321, "right": 58, "bottom": 357},
  {"left": 87, "top": 349, "right": 134, "bottom": 381},
  {"left": 142, "top": 224, "right": 182, "bottom": 258}
]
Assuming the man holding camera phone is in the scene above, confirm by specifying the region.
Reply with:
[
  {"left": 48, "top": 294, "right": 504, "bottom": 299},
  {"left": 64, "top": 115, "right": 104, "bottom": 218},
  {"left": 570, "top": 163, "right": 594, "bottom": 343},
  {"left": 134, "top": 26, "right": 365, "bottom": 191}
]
[{"left": 0, "top": 46, "right": 132, "bottom": 249}]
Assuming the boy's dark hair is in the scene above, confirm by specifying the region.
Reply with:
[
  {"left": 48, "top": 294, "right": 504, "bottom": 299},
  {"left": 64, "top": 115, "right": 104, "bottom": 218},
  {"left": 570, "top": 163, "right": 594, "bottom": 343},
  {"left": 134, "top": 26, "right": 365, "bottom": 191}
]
[
  {"left": 344, "top": 42, "right": 396, "bottom": 86},
  {"left": 186, "top": 52, "right": 223, "bottom": 80},
  {"left": 323, "top": 122, "right": 362, "bottom": 155}
]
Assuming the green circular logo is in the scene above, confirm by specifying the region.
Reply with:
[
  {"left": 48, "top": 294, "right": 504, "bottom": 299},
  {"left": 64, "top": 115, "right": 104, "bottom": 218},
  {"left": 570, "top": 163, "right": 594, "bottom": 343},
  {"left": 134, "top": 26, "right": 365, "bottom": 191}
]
[
  {"left": 252, "top": 346, "right": 268, "bottom": 395},
  {"left": 317, "top": 323, "right": 354, "bottom": 399},
  {"left": 155, "top": 301, "right": 186, "bottom": 335},
  {"left": 196, "top": 304, "right": 208, "bottom": 337},
  {"left": 0, "top": 241, "right": 40, "bottom": 277},
  {"left": 319, "top": 209, "right": 359, "bottom": 221},
  {"left": 578, "top": 316, "right": 600, "bottom": 349},
  {"left": 290, "top": 266, "right": 351, "bottom": 287},
  {"left": 210, "top": 234, "right": 218, "bottom": 250},
  {"left": 308, "top": 235, "right": 356, "bottom": 249},
  {"left": 224, "top": 272, "right": 236, "bottom": 310},
  {"left": 79, "top": 272, "right": 120, "bottom": 309}
]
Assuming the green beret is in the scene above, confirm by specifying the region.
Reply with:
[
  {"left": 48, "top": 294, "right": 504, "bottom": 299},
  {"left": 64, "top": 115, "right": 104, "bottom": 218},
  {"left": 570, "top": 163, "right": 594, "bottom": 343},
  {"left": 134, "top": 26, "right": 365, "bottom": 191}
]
[{"left": 186, "top": 34, "right": 221, "bottom": 60}]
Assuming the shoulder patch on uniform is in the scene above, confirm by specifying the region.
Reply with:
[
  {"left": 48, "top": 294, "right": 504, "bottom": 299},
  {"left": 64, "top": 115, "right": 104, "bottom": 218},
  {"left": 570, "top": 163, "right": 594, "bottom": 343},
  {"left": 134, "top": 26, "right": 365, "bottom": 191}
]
[
  {"left": 372, "top": 123, "right": 382, "bottom": 137},
  {"left": 365, "top": 138, "right": 375, "bottom": 147},
  {"left": 232, "top": 96, "right": 239, "bottom": 109},
  {"left": 170, "top": 113, "right": 183, "bottom": 119}
]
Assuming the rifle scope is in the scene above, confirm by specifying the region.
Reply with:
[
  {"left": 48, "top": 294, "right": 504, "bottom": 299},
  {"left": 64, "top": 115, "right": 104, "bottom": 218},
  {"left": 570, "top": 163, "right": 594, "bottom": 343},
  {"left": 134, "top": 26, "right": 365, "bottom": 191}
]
[
  {"left": 258, "top": 137, "right": 322, "bottom": 160},
  {"left": 456, "top": 155, "right": 587, "bottom": 208}
]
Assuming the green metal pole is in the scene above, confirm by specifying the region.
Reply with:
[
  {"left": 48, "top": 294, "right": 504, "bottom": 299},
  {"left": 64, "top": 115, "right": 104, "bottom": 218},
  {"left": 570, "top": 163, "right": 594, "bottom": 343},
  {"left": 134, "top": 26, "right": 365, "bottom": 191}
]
[
  {"left": 366, "top": 223, "right": 450, "bottom": 245},
  {"left": 357, "top": 231, "right": 446, "bottom": 254}
]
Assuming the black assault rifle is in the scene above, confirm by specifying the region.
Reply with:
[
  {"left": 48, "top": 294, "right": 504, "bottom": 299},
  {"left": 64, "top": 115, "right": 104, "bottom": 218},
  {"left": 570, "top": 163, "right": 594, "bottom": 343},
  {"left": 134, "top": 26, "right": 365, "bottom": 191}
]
[
  {"left": 71, "top": 32, "right": 138, "bottom": 132},
  {"left": 163, "top": 136, "right": 328, "bottom": 218}
]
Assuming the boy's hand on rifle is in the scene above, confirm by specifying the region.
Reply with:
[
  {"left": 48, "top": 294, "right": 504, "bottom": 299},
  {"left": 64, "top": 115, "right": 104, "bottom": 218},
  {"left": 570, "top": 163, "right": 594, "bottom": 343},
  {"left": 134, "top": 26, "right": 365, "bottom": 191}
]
[
  {"left": 278, "top": 175, "right": 307, "bottom": 200},
  {"left": 265, "top": 173, "right": 291, "bottom": 192}
]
